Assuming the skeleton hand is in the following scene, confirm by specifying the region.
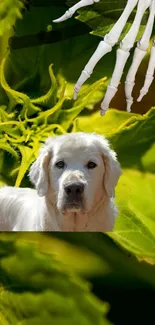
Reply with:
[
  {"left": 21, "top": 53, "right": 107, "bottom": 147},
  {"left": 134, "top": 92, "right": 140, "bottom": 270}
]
[{"left": 53, "top": 0, "right": 155, "bottom": 116}]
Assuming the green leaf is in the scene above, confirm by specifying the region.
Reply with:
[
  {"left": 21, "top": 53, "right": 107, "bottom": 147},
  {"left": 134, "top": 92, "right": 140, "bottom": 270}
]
[
  {"left": 0, "top": 53, "right": 108, "bottom": 185},
  {"left": 0, "top": 138, "right": 18, "bottom": 160},
  {"left": 0, "top": 234, "right": 110, "bottom": 325},
  {"left": 0, "top": 0, "right": 25, "bottom": 36},
  {"left": 58, "top": 77, "right": 106, "bottom": 130},
  {"left": 15, "top": 144, "right": 40, "bottom": 187},
  {"left": 67, "top": 0, "right": 149, "bottom": 39},
  {"left": 109, "top": 169, "right": 155, "bottom": 263},
  {"left": 142, "top": 143, "right": 155, "bottom": 174}
]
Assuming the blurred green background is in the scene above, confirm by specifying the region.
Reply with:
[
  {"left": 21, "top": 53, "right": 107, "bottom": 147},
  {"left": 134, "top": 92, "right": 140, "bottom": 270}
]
[{"left": 1, "top": 232, "right": 155, "bottom": 324}]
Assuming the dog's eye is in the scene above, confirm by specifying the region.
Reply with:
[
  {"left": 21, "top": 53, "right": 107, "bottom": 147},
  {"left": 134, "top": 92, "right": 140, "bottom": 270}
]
[
  {"left": 55, "top": 161, "right": 65, "bottom": 169},
  {"left": 87, "top": 161, "right": 97, "bottom": 169}
]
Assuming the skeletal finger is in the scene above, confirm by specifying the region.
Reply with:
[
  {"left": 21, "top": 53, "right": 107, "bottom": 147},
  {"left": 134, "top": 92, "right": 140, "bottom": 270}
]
[
  {"left": 138, "top": 38, "right": 155, "bottom": 102},
  {"left": 53, "top": 0, "right": 100, "bottom": 23},
  {"left": 125, "top": 48, "right": 146, "bottom": 112},
  {"left": 125, "top": 0, "right": 155, "bottom": 112},
  {"left": 73, "top": 0, "right": 139, "bottom": 99},
  {"left": 100, "top": 0, "right": 152, "bottom": 115},
  {"left": 73, "top": 41, "right": 112, "bottom": 100},
  {"left": 100, "top": 49, "right": 130, "bottom": 114}
]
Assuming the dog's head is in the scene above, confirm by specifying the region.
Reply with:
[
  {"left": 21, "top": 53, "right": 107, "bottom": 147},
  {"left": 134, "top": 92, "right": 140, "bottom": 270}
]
[{"left": 29, "top": 132, "right": 121, "bottom": 218}]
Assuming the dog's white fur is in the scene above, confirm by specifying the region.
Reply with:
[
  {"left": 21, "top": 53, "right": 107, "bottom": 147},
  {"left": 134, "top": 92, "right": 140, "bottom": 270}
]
[{"left": 0, "top": 132, "right": 122, "bottom": 231}]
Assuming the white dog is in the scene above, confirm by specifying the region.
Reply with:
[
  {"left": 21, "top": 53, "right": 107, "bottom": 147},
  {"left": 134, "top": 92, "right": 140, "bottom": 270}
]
[{"left": 0, "top": 132, "right": 122, "bottom": 231}]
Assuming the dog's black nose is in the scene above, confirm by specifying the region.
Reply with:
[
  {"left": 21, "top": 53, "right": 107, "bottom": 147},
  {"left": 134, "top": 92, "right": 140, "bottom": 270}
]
[{"left": 64, "top": 183, "right": 84, "bottom": 196}]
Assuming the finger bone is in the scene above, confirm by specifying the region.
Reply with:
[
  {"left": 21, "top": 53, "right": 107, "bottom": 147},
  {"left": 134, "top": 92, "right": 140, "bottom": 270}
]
[
  {"left": 53, "top": 0, "right": 97, "bottom": 23},
  {"left": 101, "top": 49, "right": 130, "bottom": 112},
  {"left": 73, "top": 40, "right": 112, "bottom": 99},
  {"left": 138, "top": 40, "right": 155, "bottom": 101}
]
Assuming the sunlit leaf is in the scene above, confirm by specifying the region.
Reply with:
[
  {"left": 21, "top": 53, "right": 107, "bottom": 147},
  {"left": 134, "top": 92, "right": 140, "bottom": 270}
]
[
  {"left": 15, "top": 144, "right": 40, "bottom": 187},
  {"left": 109, "top": 169, "right": 155, "bottom": 263}
]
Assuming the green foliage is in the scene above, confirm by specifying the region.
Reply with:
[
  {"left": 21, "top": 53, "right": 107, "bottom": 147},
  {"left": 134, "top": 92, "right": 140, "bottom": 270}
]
[
  {"left": 1, "top": 47, "right": 155, "bottom": 185},
  {"left": 1, "top": 232, "right": 155, "bottom": 324},
  {"left": 67, "top": 0, "right": 149, "bottom": 39},
  {"left": 0, "top": 0, "right": 25, "bottom": 35},
  {"left": 0, "top": 234, "right": 110, "bottom": 325},
  {"left": 112, "top": 169, "right": 155, "bottom": 263},
  {"left": 0, "top": 52, "right": 107, "bottom": 186}
]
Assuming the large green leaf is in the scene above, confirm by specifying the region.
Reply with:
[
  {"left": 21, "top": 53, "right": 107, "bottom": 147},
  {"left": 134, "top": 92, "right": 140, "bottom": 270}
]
[
  {"left": 67, "top": 0, "right": 149, "bottom": 39},
  {"left": 110, "top": 169, "right": 155, "bottom": 263}
]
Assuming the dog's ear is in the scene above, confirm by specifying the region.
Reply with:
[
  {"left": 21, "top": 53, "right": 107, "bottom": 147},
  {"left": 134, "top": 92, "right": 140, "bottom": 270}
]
[
  {"left": 94, "top": 134, "right": 122, "bottom": 198},
  {"left": 103, "top": 151, "right": 122, "bottom": 198},
  {"left": 29, "top": 147, "right": 51, "bottom": 197}
]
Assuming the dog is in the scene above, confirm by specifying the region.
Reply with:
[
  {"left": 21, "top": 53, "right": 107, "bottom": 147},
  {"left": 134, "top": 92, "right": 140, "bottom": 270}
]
[{"left": 0, "top": 132, "right": 122, "bottom": 231}]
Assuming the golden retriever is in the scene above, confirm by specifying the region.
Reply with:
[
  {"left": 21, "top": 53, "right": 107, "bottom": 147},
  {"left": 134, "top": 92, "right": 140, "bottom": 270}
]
[{"left": 0, "top": 132, "right": 122, "bottom": 231}]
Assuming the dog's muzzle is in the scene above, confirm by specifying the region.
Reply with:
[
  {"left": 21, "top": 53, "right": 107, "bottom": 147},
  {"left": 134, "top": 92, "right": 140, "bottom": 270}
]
[{"left": 63, "top": 181, "right": 85, "bottom": 211}]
